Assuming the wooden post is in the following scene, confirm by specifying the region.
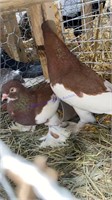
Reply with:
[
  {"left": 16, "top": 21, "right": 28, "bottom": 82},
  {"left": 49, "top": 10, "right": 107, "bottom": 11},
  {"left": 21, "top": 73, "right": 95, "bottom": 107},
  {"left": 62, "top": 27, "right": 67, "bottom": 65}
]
[
  {"left": 2, "top": 13, "right": 28, "bottom": 62},
  {"left": 29, "top": 2, "right": 57, "bottom": 79},
  {"left": 0, "top": 22, "right": 12, "bottom": 57},
  {"left": 28, "top": 4, "right": 48, "bottom": 79},
  {"left": 29, "top": 2, "right": 63, "bottom": 79}
]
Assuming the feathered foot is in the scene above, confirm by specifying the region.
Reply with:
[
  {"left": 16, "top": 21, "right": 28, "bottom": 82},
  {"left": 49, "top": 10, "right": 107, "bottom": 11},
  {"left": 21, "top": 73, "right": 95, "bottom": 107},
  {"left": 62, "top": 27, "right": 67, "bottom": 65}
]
[
  {"left": 10, "top": 122, "right": 36, "bottom": 132},
  {"left": 39, "top": 125, "right": 72, "bottom": 148},
  {"left": 72, "top": 108, "right": 96, "bottom": 133}
]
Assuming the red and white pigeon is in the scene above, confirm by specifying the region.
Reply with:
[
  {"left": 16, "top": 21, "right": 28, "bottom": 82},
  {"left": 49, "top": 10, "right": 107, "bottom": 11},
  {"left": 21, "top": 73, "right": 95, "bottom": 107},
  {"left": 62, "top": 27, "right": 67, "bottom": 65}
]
[
  {"left": 1, "top": 80, "right": 73, "bottom": 147},
  {"left": 42, "top": 20, "right": 112, "bottom": 133}
]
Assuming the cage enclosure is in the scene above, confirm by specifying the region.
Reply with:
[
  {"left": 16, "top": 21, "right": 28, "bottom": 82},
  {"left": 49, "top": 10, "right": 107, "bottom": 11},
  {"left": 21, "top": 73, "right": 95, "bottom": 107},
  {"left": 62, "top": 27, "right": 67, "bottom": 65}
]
[{"left": 0, "top": 0, "right": 112, "bottom": 200}]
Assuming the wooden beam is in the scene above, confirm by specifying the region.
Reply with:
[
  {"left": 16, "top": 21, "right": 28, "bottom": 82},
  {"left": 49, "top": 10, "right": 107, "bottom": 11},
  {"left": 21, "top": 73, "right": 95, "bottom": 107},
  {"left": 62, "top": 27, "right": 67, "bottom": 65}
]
[
  {"left": 28, "top": 4, "right": 48, "bottom": 79},
  {"left": 29, "top": 2, "right": 63, "bottom": 79},
  {"left": 29, "top": 2, "right": 57, "bottom": 79},
  {"left": 0, "top": 0, "right": 55, "bottom": 12},
  {"left": 29, "top": 4, "right": 44, "bottom": 46}
]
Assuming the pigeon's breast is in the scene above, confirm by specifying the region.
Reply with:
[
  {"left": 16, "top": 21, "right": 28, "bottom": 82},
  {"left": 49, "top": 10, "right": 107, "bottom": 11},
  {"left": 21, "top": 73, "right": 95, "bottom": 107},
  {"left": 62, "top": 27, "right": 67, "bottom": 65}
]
[
  {"left": 7, "top": 101, "right": 36, "bottom": 125},
  {"left": 35, "top": 94, "right": 59, "bottom": 124}
]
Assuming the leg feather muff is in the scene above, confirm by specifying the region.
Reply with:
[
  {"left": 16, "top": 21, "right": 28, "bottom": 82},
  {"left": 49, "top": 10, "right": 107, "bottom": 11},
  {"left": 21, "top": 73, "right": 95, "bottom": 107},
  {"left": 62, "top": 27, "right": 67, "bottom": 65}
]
[
  {"left": 10, "top": 122, "right": 36, "bottom": 132},
  {"left": 39, "top": 125, "right": 72, "bottom": 148},
  {"left": 39, "top": 113, "right": 73, "bottom": 148}
]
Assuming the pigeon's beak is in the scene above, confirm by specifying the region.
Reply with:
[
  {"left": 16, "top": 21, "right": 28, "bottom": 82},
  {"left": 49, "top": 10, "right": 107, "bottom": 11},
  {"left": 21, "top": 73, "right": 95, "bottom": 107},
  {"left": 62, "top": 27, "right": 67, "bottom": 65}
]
[{"left": 2, "top": 94, "right": 8, "bottom": 101}]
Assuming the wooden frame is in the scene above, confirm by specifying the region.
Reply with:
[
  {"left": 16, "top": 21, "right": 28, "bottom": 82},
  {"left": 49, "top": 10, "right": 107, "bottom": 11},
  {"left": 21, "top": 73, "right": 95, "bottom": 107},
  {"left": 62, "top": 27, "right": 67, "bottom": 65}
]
[
  {"left": 0, "top": 0, "right": 55, "bottom": 12},
  {"left": 0, "top": 0, "right": 62, "bottom": 79}
]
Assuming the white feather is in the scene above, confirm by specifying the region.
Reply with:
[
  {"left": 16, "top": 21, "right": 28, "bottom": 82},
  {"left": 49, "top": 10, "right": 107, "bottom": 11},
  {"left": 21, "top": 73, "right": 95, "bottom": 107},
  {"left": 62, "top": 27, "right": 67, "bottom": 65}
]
[
  {"left": 51, "top": 82, "right": 112, "bottom": 133},
  {"left": 10, "top": 122, "right": 36, "bottom": 132},
  {"left": 35, "top": 95, "right": 59, "bottom": 124},
  {"left": 39, "top": 124, "right": 72, "bottom": 148},
  {"left": 51, "top": 83, "right": 112, "bottom": 115}
]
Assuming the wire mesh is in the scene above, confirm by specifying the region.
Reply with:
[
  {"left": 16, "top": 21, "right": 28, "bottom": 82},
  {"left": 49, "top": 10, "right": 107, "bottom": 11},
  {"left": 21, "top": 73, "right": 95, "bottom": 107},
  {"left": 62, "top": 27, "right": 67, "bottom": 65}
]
[{"left": 57, "top": 0, "right": 112, "bottom": 73}]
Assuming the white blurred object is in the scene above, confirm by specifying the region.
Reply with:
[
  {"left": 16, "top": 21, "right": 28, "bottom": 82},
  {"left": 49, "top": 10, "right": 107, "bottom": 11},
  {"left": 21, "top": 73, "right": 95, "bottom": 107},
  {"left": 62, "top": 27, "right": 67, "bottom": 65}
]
[
  {"left": 0, "top": 139, "right": 80, "bottom": 200},
  {"left": 0, "top": 173, "right": 17, "bottom": 200}
]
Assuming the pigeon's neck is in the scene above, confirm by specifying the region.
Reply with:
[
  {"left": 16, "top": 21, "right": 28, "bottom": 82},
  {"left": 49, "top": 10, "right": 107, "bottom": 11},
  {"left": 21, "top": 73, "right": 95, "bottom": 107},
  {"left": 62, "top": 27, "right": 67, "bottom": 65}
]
[{"left": 43, "top": 30, "right": 80, "bottom": 83}]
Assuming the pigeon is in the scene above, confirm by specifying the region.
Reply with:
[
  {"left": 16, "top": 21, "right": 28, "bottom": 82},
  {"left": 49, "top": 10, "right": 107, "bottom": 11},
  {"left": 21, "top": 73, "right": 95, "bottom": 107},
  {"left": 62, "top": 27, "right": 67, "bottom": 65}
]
[
  {"left": 42, "top": 20, "right": 112, "bottom": 133},
  {"left": 1, "top": 80, "right": 72, "bottom": 147},
  {"left": 0, "top": 68, "right": 24, "bottom": 112},
  {"left": 1, "top": 48, "right": 43, "bottom": 78}
]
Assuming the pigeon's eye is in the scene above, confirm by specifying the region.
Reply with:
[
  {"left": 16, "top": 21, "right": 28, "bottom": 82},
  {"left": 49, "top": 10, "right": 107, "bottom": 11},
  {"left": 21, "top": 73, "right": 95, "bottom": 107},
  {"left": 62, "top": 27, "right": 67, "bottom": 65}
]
[{"left": 10, "top": 87, "right": 16, "bottom": 93}]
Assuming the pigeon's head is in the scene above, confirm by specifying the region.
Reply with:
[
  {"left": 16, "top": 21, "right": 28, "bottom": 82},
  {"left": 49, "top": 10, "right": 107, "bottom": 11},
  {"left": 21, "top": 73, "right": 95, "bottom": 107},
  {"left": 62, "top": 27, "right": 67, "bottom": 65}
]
[
  {"left": 0, "top": 68, "right": 24, "bottom": 92},
  {"left": 2, "top": 80, "right": 25, "bottom": 102}
]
